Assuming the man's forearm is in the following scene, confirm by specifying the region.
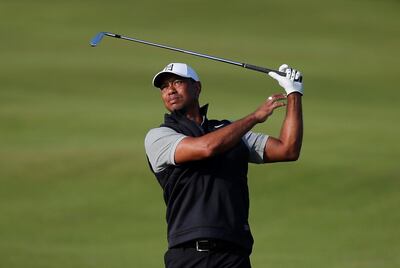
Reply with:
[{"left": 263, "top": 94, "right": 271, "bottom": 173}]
[
  {"left": 279, "top": 93, "right": 303, "bottom": 159},
  {"left": 197, "top": 113, "right": 259, "bottom": 156}
]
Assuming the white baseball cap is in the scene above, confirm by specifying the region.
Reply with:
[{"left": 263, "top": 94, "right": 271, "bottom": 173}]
[{"left": 152, "top": 63, "right": 200, "bottom": 88}]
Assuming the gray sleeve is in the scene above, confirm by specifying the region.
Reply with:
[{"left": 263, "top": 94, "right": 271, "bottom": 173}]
[
  {"left": 144, "top": 127, "right": 187, "bottom": 173},
  {"left": 242, "top": 131, "right": 269, "bottom": 164}
]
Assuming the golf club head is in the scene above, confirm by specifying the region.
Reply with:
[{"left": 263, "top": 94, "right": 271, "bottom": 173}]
[{"left": 90, "top": 32, "right": 106, "bottom": 47}]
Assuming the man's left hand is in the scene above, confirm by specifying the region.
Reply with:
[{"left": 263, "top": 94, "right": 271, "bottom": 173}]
[{"left": 268, "top": 64, "right": 303, "bottom": 96}]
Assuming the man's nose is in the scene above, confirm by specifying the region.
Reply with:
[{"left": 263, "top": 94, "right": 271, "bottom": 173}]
[{"left": 166, "top": 83, "right": 177, "bottom": 93}]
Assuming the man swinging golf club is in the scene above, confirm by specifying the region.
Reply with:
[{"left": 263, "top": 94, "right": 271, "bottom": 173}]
[{"left": 145, "top": 62, "right": 303, "bottom": 268}]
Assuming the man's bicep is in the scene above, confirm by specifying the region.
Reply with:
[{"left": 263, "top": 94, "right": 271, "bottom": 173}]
[
  {"left": 144, "top": 127, "right": 187, "bottom": 173},
  {"left": 174, "top": 136, "right": 210, "bottom": 164}
]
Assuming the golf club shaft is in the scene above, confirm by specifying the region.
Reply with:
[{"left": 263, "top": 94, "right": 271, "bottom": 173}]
[{"left": 91, "top": 32, "right": 286, "bottom": 76}]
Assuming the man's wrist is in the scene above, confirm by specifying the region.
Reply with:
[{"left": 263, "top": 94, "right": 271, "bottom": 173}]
[
  {"left": 249, "top": 111, "right": 262, "bottom": 124},
  {"left": 285, "top": 88, "right": 303, "bottom": 96},
  {"left": 287, "top": 91, "right": 303, "bottom": 97}
]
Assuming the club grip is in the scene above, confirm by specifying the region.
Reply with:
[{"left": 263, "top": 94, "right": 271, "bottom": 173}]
[{"left": 243, "top": 63, "right": 286, "bottom": 76}]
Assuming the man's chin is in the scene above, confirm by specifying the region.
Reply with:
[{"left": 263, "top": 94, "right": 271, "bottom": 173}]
[{"left": 171, "top": 105, "right": 187, "bottom": 115}]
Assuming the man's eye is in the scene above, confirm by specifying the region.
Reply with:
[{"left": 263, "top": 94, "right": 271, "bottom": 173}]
[{"left": 174, "top": 80, "right": 184, "bottom": 85}]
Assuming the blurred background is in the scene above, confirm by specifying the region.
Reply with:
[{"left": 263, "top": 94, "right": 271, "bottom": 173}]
[{"left": 1, "top": 0, "right": 399, "bottom": 267}]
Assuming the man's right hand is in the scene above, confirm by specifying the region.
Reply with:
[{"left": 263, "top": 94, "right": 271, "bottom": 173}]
[{"left": 253, "top": 93, "right": 287, "bottom": 123}]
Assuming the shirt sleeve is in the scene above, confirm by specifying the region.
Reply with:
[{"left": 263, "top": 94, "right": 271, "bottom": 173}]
[
  {"left": 144, "top": 127, "right": 187, "bottom": 173},
  {"left": 242, "top": 131, "right": 269, "bottom": 164}
]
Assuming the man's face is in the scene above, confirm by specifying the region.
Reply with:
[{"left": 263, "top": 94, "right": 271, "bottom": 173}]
[{"left": 159, "top": 74, "right": 201, "bottom": 112}]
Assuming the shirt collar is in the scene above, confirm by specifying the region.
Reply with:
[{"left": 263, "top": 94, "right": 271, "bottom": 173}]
[{"left": 200, "top": 104, "right": 208, "bottom": 126}]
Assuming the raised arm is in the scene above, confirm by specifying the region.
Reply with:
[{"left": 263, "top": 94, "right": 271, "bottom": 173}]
[
  {"left": 174, "top": 63, "right": 303, "bottom": 165},
  {"left": 263, "top": 93, "right": 303, "bottom": 162},
  {"left": 264, "top": 64, "right": 304, "bottom": 162}
]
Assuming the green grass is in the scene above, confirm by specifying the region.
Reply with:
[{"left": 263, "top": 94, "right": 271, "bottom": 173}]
[{"left": 1, "top": 0, "right": 399, "bottom": 267}]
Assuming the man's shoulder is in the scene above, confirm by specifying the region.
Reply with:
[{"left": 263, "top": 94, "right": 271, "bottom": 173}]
[
  {"left": 146, "top": 126, "right": 177, "bottom": 135},
  {"left": 145, "top": 126, "right": 179, "bottom": 142}
]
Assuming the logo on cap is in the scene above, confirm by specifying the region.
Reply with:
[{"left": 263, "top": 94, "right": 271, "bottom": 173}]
[{"left": 164, "top": 64, "right": 174, "bottom": 71}]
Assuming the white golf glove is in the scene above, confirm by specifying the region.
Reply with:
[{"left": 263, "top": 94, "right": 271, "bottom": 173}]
[{"left": 268, "top": 64, "right": 303, "bottom": 96}]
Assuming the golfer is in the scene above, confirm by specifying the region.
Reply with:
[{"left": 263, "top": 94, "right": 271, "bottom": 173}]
[{"left": 145, "top": 62, "right": 303, "bottom": 268}]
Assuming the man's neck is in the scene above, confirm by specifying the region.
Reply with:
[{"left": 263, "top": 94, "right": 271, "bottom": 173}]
[
  {"left": 175, "top": 104, "right": 203, "bottom": 125},
  {"left": 185, "top": 111, "right": 203, "bottom": 125}
]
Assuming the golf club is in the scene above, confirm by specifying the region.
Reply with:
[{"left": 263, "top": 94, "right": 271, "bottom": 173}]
[{"left": 90, "top": 32, "right": 287, "bottom": 77}]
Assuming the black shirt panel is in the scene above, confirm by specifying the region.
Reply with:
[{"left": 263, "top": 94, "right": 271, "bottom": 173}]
[{"left": 150, "top": 109, "right": 254, "bottom": 251}]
